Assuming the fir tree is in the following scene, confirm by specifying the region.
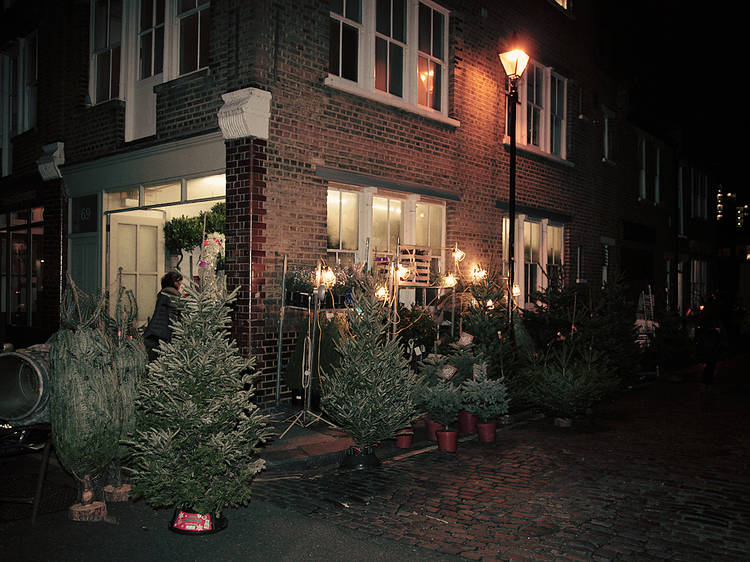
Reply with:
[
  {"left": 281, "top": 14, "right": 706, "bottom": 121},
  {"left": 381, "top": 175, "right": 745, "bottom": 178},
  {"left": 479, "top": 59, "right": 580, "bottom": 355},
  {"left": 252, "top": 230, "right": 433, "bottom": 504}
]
[
  {"left": 127, "top": 273, "right": 271, "bottom": 516},
  {"left": 320, "top": 276, "right": 421, "bottom": 448}
]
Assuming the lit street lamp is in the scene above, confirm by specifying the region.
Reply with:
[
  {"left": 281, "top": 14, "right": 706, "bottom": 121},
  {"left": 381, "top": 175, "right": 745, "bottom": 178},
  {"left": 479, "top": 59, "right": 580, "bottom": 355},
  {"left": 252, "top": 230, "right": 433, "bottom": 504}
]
[{"left": 499, "top": 49, "right": 529, "bottom": 327}]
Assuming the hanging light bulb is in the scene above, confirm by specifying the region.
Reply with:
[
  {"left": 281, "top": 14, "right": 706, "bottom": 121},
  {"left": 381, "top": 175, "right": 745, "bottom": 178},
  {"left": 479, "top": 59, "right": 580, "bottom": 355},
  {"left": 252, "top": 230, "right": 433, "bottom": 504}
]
[
  {"left": 452, "top": 244, "right": 465, "bottom": 263},
  {"left": 375, "top": 285, "right": 388, "bottom": 300},
  {"left": 470, "top": 264, "right": 487, "bottom": 283},
  {"left": 320, "top": 266, "right": 336, "bottom": 288},
  {"left": 512, "top": 282, "right": 521, "bottom": 297},
  {"left": 397, "top": 263, "right": 410, "bottom": 280},
  {"left": 443, "top": 273, "right": 457, "bottom": 287}
]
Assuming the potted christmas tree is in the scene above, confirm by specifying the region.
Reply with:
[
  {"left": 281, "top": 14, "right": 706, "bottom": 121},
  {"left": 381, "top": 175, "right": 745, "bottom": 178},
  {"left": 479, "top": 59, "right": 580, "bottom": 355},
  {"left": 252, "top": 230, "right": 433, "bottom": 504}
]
[
  {"left": 320, "top": 275, "right": 421, "bottom": 469},
  {"left": 461, "top": 373, "right": 510, "bottom": 443},
  {"left": 421, "top": 383, "right": 462, "bottom": 452},
  {"left": 127, "top": 266, "right": 271, "bottom": 534}
]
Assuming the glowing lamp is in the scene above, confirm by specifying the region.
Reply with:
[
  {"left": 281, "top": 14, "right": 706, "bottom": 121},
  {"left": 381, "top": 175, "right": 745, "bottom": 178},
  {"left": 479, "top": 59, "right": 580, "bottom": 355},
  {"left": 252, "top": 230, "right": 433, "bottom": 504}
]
[
  {"left": 443, "top": 273, "right": 457, "bottom": 288},
  {"left": 452, "top": 244, "right": 465, "bottom": 263},
  {"left": 396, "top": 264, "right": 410, "bottom": 280},
  {"left": 470, "top": 264, "right": 487, "bottom": 282},
  {"left": 512, "top": 283, "right": 521, "bottom": 297},
  {"left": 499, "top": 49, "right": 530, "bottom": 80},
  {"left": 319, "top": 266, "right": 336, "bottom": 288},
  {"left": 375, "top": 285, "right": 388, "bottom": 300}
]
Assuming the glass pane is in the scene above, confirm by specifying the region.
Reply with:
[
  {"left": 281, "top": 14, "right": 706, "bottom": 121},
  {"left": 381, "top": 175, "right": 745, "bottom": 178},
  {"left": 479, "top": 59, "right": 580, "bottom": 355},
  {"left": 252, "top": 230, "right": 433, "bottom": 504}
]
[
  {"left": 179, "top": 0, "right": 196, "bottom": 14},
  {"left": 389, "top": 199, "right": 402, "bottom": 250},
  {"left": 94, "top": 0, "right": 108, "bottom": 51},
  {"left": 524, "top": 221, "right": 531, "bottom": 261},
  {"left": 31, "top": 225, "right": 43, "bottom": 322},
  {"left": 429, "top": 205, "right": 443, "bottom": 247},
  {"left": 31, "top": 207, "right": 43, "bottom": 222},
  {"left": 0, "top": 230, "right": 6, "bottom": 316},
  {"left": 340, "top": 191, "right": 358, "bottom": 250},
  {"left": 105, "top": 189, "right": 139, "bottom": 211},
  {"left": 431, "top": 61, "right": 441, "bottom": 110},
  {"left": 144, "top": 182, "right": 180, "bottom": 206},
  {"left": 416, "top": 203, "right": 428, "bottom": 247},
  {"left": 393, "top": 0, "right": 405, "bottom": 42},
  {"left": 10, "top": 210, "right": 28, "bottom": 226},
  {"left": 111, "top": 46, "right": 120, "bottom": 98},
  {"left": 418, "top": 3, "right": 430, "bottom": 53},
  {"left": 417, "top": 56, "right": 429, "bottom": 106},
  {"left": 341, "top": 23, "right": 358, "bottom": 81},
  {"left": 331, "top": 0, "right": 344, "bottom": 16},
  {"left": 327, "top": 191, "right": 340, "bottom": 249},
  {"left": 141, "top": 0, "right": 153, "bottom": 30},
  {"left": 531, "top": 222, "right": 540, "bottom": 262},
  {"left": 432, "top": 10, "right": 443, "bottom": 59},
  {"left": 140, "top": 32, "right": 153, "bottom": 78},
  {"left": 372, "top": 196, "right": 388, "bottom": 251},
  {"left": 120, "top": 273, "right": 136, "bottom": 300},
  {"left": 329, "top": 19, "right": 340, "bottom": 75},
  {"left": 118, "top": 224, "right": 137, "bottom": 271},
  {"left": 345, "top": 0, "right": 360, "bottom": 22},
  {"left": 154, "top": 26, "right": 164, "bottom": 74},
  {"left": 96, "top": 51, "right": 111, "bottom": 102},
  {"left": 199, "top": 9, "right": 210, "bottom": 69},
  {"left": 156, "top": 0, "right": 165, "bottom": 25},
  {"left": 138, "top": 275, "right": 158, "bottom": 323},
  {"left": 376, "top": 0, "right": 389, "bottom": 36},
  {"left": 10, "top": 231, "right": 28, "bottom": 326},
  {"left": 139, "top": 225, "right": 158, "bottom": 271},
  {"left": 110, "top": 0, "right": 122, "bottom": 45},
  {"left": 375, "top": 38, "right": 387, "bottom": 92},
  {"left": 0, "top": 214, "right": 6, "bottom": 228},
  {"left": 186, "top": 174, "right": 225, "bottom": 199},
  {"left": 389, "top": 43, "right": 403, "bottom": 96},
  {"left": 180, "top": 12, "right": 198, "bottom": 74}
]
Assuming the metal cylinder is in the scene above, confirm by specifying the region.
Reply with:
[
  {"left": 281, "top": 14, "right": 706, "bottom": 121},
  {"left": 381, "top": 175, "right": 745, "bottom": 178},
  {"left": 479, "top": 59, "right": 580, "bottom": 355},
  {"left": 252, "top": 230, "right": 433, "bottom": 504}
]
[{"left": 0, "top": 349, "right": 50, "bottom": 425}]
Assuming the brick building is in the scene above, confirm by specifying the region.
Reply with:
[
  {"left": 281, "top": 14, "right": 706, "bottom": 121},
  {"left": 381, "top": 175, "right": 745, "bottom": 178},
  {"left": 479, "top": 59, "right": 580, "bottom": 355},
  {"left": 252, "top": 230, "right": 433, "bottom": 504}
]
[{"left": 0, "top": 0, "right": 720, "bottom": 403}]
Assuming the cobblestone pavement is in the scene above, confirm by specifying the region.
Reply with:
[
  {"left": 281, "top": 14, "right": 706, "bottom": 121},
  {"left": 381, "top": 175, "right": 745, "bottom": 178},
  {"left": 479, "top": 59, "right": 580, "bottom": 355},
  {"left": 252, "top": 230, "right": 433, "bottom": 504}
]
[{"left": 253, "top": 366, "right": 750, "bottom": 560}]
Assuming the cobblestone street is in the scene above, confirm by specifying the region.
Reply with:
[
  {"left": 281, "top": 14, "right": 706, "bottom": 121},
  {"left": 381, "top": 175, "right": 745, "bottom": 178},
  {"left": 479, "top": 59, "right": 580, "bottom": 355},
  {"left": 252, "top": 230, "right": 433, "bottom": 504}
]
[{"left": 254, "top": 366, "right": 750, "bottom": 560}]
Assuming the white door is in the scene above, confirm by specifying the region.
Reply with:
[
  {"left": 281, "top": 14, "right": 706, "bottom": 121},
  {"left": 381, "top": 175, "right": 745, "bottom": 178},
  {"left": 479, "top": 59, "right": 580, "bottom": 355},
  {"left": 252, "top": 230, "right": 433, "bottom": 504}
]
[{"left": 108, "top": 211, "right": 165, "bottom": 325}]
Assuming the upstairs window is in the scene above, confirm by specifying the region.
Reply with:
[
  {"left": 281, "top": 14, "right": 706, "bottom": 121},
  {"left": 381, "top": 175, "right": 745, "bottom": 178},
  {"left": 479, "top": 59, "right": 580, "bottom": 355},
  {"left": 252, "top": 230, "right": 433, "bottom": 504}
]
[
  {"left": 329, "top": 0, "right": 361, "bottom": 81},
  {"left": 139, "top": 0, "right": 165, "bottom": 78},
  {"left": 91, "top": 0, "right": 122, "bottom": 103},
  {"left": 177, "top": 0, "right": 210, "bottom": 75},
  {"left": 514, "top": 61, "right": 567, "bottom": 158},
  {"left": 327, "top": 0, "right": 451, "bottom": 119}
]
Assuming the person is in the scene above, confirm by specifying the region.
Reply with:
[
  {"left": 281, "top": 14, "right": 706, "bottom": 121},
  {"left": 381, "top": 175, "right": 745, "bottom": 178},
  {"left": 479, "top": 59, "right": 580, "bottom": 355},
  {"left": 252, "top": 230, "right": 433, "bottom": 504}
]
[
  {"left": 695, "top": 294, "right": 723, "bottom": 385},
  {"left": 143, "top": 271, "right": 183, "bottom": 361}
]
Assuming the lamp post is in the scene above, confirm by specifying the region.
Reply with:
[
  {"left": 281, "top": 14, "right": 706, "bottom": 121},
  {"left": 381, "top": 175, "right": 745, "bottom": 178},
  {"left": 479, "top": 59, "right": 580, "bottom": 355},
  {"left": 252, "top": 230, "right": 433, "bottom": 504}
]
[{"left": 499, "top": 49, "right": 529, "bottom": 327}]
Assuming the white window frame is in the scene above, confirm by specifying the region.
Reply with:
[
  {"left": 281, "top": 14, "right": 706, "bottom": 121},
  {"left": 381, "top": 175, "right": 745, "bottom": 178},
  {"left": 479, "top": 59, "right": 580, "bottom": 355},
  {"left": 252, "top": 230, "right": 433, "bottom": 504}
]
[
  {"left": 514, "top": 61, "right": 567, "bottom": 159},
  {"left": 503, "top": 216, "right": 565, "bottom": 308},
  {"left": 326, "top": 185, "right": 446, "bottom": 274},
  {"left": 175, "top": 0, "right": 210, "bottom": 77},
  {"left": 325, "top": 0, "right": 455, "bottom": 125},
  {"left": 602, "top": 107, "right": 614, "bottom": 162},
  {"left": 638, "top": 138, "right": 647, "bottom": 200},
  {"left": 89, "top": 0, "right": 123, "bottom": 105}
]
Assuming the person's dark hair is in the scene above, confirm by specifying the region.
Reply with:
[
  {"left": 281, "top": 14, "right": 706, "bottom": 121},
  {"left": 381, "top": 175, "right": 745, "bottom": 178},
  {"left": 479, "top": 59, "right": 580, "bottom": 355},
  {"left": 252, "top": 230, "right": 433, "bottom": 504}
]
[{"left": 161, "top": 270, "right": 183, "bottom": 289}]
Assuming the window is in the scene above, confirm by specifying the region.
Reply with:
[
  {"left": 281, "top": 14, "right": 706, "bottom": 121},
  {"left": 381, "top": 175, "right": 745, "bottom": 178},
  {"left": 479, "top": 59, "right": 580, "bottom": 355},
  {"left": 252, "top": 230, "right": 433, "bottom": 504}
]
[
  {"left": 139, "top": 0, "right": 165, "bottom": 79},
  {"left": 327, "top": 0, "right": 450, "bottom": 118},
  {"left": 503, "top": 216, "right": 565, "bottom": 306},
  {"left": 514, "top": 61, "right": 567, "bottom": 157},
  {"left": 690, "top": 258, "right": 708, "bottom": 309},
  {"left": 654, "top": 147, "right": 660, "bottom": 204},
  {"left": 330, "top": 0, "right": 361, "bottom": 81},
  {"left": 689, "top": 168, "right": 708, "bottom": 220},
  {"left": 638, "top": 138, "right": 647, "bottom": 200},
  {"left": 602, "top": 108, "right": 615, "bottom": 162},
  {"left": 326, "top": 186, "right": 445, "bottom": 271},
  {"left": 177, "top": 0, "right": 210, "bottom": 75},
  {"left": 91, "top": 0, "right": 122, "bottom": 103},
  {"left": 375, "top": 0, "right": 405, "bottom": 96},
  {"left": 0, "top": 207, "right": 44, "bottom": 327},
  {"left": 327, "top": 189, "right": 360, "bottom": 265}
]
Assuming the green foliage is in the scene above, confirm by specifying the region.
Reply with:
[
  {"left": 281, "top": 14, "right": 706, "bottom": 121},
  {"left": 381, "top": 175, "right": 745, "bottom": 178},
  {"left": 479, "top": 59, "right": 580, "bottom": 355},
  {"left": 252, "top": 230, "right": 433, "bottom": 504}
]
[
  {"left": 127, "top": 280, "right": 271, "bottom": 516},
  {"left": 461, "top": 374, "right": 510, "bottom": 422},
  {"left": 397, "top": 304, "right": 438, "bottom": 353},
  {"left": 164, "top": 215, "right": 203, "bottom": 254},
  {"left": 419, "top": 383, "right": 462, "bottom": 429},
  {"left": 320, "top": 275, "right": 421, "bottom": 448},
  {"left": 521, "top": 339, "right": 618, "bottom": 418},
  {"left": 203, "top": 202, "right": 225, "bottom": 234},
  {"left": 285, "top": 269, "right": 315, "bottom": 294}
]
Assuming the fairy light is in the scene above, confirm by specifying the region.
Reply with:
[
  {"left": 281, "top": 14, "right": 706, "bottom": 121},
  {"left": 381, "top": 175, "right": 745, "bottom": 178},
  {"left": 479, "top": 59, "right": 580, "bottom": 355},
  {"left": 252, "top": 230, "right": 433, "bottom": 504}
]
[
  {"left": 512, "top": 283, "right": 521, "bottom": 297},
  {"left": 319, "top": 266, "right": 336, "bottom": 288},
  {"left": 375, "top": 285, "right": 388, "bottom": 300},
  {"left": 470, "top": 264, "right": 487, "bottom": 283},
  {"left": 452, "top": 244, "right": 465, "bottom": 263},
  {"left": 443, "top": 273, "right": 457, "bottom": 287},
  {"left": 396, "top": 263, "right": 410, "bottom": 281}
]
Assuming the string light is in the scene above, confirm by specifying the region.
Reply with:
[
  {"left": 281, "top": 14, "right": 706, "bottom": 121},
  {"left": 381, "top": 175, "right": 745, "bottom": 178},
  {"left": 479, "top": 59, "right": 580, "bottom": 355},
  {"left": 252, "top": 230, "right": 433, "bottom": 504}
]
[
  {"left": 375, "top": 285, "right": 388, "bottom": 300},
  {"left": 443, "top": 273, "right": 457, "bottom": 287},
  {"left": 319, "top": 266, "right": 336, "bottom": 288},
  {"left": 470, "top": 264, "right": 487, "bottom": 283},
  {"left": 512, "top": 283, "right": 521, "bottom": 297},
  {"left": 452, "top": 244, "right": 465, "bottom": 263}
]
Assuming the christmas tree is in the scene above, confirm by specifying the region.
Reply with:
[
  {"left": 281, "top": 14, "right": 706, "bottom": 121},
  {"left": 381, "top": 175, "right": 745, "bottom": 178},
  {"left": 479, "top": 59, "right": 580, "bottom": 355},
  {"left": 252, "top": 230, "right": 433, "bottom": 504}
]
[
  {"left": 320, "top": 275, "right": 421, "bottom": 449},
  {"left": 127, "top": 264, "right": 271, "bottom": 517}
]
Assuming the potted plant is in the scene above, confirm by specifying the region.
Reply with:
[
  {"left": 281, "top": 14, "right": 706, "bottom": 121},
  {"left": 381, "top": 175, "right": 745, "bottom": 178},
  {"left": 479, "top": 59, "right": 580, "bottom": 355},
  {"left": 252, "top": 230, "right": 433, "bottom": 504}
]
[
  {"left": 163, "top": 215, "right": 203, "bottom": 270},
  {"left": 320, "top": 275, "right": 421, "bottom": 469},
  {"left": 421, "top": 383, "right": 462, "bottom": 452},
  {"left": 284, "top": 270, "right": 314, "bottom": 307},
  {"left": 461, "top": 374, "right": 510, "bottom": 443}
]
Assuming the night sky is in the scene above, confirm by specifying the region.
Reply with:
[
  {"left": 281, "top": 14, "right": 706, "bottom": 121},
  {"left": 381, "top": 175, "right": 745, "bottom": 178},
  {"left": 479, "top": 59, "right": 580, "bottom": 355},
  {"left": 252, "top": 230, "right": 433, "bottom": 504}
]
[{"left": 603, "top": 1, "right": 743, "bottom": 195}]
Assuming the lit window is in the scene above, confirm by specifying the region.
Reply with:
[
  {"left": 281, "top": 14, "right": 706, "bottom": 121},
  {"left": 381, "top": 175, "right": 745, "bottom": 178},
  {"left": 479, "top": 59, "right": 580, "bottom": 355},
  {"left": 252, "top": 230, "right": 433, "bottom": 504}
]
[
  {"left": 417, "top": 2, "right": 444, "bottom": 111},
  {"left": 327, "top": 189, "right": 360, "bottom": 265},
  {"left": 91, "top": 0, "right": 122, "bottom": 103},
  {"left": 523, "top": 221, "right": 541, "bottom": 301},
  {"left": 372, "top": 196, "right": 403, "bottom": 253}
]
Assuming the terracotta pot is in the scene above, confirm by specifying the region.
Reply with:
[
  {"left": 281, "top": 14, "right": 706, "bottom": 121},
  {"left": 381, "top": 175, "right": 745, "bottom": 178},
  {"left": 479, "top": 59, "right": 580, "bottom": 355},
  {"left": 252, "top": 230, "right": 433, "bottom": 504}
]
[
  {"left": 458, "top": 410, "right": 477, "bottom": 434},
  {"left": 425, "top": 419, "right": 442, "bottom": 441},
  {"left": 476, "top": 421, "right": 497, "bottom": 443},
  {"left": 339, "top": 445, "right": 381, "bottom": 470},
  {"left": 395, "top": 432, "right": 413, "bottom": 449},
  {"left": 436, "top": 430, "right": 458, "bottom": 453}
]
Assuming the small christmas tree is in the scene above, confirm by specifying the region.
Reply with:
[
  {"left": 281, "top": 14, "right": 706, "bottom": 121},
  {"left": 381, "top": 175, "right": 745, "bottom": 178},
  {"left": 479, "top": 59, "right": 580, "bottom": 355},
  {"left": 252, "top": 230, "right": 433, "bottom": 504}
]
[
  {"left": 127, "top": 268, "right": 271, "bottom": 520},
  {"left": 320, "top": 275, "right": 421, "bottom": 453}
]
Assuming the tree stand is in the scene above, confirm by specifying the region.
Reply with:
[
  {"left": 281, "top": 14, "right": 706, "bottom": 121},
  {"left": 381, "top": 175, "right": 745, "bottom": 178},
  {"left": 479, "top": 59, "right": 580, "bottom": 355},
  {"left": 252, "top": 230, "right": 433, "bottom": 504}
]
[{"left": 69, "top": 475, "right": 107, "bottom": 522}]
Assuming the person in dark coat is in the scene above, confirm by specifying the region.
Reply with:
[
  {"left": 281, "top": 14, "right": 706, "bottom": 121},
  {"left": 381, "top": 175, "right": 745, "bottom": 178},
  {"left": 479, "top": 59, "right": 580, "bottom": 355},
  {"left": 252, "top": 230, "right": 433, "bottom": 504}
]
[
  {"left": 143, "top": 271, "right": 183, "bottom": 361},
  {"left": 695, "top": 294, "right": 723, "bottom": 385}
]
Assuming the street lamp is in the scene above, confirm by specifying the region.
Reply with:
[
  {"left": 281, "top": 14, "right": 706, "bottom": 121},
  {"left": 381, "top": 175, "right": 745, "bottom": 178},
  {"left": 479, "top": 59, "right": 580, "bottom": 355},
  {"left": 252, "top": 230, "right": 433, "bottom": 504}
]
[{"left": 499, "top": 49, "right": 529, "bottom": 327}]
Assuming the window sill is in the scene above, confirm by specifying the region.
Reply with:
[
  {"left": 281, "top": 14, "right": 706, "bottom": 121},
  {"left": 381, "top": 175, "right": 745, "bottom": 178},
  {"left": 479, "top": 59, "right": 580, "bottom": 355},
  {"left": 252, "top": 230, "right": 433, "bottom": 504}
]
[
  {"left": 503, "top": 136, "right": 574, "bottom": 168},
  {"left": 324, "top": 76, "right": 461, "bottom": 128}
]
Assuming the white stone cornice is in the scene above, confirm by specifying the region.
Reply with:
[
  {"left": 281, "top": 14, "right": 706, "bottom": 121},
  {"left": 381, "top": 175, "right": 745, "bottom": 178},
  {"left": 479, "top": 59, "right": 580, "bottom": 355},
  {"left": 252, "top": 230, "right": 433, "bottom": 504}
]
[
  {"left": 36, "top": 142, "right": 65, "bottom": 181},
  {"left": 217, "top": 88, "right": 272, "bottom": 140}
]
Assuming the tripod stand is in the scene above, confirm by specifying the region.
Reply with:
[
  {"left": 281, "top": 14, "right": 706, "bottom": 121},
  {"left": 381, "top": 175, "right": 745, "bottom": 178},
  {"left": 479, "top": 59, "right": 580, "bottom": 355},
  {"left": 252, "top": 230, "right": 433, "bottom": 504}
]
[{"left": 279, "top": 287, "right": 336, "bottom": 439}]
